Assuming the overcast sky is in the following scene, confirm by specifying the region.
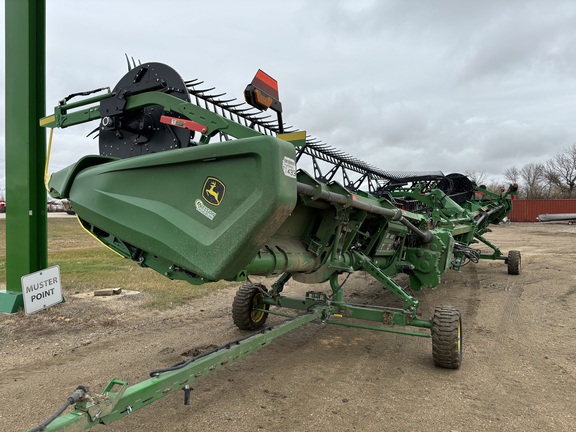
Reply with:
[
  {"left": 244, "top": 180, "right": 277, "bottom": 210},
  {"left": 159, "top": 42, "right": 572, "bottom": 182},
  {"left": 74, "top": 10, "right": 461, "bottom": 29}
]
[{"left": 2, "top": 0, "right": 576, "bottom": 192}]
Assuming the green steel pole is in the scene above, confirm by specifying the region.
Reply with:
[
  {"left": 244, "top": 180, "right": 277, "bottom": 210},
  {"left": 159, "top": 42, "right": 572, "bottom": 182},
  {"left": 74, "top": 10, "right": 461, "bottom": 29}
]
[{"left": 0, "top": 0, "right": 47, "bottom": 313}]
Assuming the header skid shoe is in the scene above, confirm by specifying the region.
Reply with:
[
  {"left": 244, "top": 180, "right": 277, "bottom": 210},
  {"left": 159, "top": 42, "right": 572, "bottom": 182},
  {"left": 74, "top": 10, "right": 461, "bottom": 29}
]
[{"left": 50, "top": 135, "right": 298, "bottom": 282}]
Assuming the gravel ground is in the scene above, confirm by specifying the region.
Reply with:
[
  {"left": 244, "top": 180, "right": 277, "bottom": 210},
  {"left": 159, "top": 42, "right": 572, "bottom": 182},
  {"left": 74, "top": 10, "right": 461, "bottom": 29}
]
[{"left": 1, "top": 222, "right": 575, "bottom": 432}]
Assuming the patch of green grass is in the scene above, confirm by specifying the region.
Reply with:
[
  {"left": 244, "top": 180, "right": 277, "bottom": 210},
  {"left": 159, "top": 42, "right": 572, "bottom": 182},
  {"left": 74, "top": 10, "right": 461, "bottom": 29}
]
[
  {"left": 0, "top": 218, "right": 235, "bottom": 309},
  {"left": 142, "top": 279, "right": 234, "bottom": 310}
]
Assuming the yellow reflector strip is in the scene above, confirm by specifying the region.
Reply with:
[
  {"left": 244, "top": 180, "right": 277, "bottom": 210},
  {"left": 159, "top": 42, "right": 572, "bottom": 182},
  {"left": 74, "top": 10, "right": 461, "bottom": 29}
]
[
  {"left": 76, "top": 216, "right": 125, "bottom": 258},
  {"left": 277, "top": 131, "right": 307, "bottom": 147},
  {"left": 39, "top": 114, "right": 56, "bottom": 127},
  {"left": 44, "top": 128, "right": 54, "bottom": 192}
]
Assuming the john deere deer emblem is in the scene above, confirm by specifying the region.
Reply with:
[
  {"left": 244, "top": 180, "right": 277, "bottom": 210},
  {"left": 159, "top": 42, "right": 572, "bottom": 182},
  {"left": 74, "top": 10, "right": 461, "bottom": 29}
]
[{"left": 202, "top": 177, "right": 226, "bottom": 206}]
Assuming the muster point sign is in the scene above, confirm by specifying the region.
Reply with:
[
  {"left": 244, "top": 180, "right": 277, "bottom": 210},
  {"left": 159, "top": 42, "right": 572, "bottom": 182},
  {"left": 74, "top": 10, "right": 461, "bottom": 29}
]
[{"left": 22, "top": 265, "right": 63, "bottom": 315}]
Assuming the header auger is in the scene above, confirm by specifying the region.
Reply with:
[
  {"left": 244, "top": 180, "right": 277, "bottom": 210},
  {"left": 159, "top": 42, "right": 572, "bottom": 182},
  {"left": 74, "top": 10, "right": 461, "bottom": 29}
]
[{"left": 35, "top": 61, "right": 520, "bottom": 430}]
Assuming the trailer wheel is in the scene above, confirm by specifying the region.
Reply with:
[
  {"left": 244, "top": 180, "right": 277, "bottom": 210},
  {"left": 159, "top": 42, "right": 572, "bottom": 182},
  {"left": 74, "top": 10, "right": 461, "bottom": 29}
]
[
  {"left": 432, "top": 306, "right": 462, "bottom": 369},
  {"left": 232, "top": 283, "right": 270, "bottom": 330},
  {"left": 507, "top": 250, "right": 521, "bottom": 275}
]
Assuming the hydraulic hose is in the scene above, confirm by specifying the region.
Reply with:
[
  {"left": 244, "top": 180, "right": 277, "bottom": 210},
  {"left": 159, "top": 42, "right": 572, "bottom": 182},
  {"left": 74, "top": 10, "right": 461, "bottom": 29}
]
[
  {"left": 296, "top": 182, "right": 433, "bottom": 243},
  {"left": 29, "top": 386, "right": 89, "bottom": 432}
]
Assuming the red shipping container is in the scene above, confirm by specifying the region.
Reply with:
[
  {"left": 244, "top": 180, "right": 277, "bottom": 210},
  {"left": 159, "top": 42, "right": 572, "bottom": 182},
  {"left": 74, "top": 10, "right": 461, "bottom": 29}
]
[{"left": 508, "top": 200, "right": 576, "bottom": 222}]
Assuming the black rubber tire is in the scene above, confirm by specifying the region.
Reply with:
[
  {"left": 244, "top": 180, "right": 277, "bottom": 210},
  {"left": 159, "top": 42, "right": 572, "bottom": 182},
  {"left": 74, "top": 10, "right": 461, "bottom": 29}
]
[
  {"left": 232, "top": 283, "right": 269, "bottom": 330},
  {"left": 432, "top": 306, "right": 462, "bottom": 369},
  {"left": 507, "top": 250, "right": 521, "bottom": 275}
]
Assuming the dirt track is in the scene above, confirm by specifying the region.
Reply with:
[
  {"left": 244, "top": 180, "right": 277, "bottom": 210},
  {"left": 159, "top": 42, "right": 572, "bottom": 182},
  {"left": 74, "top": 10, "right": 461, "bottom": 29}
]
[{"left": 1, "top": 222, "right": 575, "bottom": 431}]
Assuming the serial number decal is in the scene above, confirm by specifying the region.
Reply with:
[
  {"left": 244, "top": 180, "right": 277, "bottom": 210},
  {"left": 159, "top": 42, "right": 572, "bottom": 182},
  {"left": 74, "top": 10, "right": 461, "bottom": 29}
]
[
  {"left": 282, "top": 156, "right": 296, "bottom": 178},
  {"left": 195, "top": 199, "right": 216, "bottom": 220}
]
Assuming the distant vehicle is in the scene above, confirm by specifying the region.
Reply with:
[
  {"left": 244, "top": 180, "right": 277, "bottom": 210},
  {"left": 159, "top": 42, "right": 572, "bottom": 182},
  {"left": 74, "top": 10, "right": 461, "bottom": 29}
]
[
  {"left": 537, "top": 213, "right": 576, "bottom": 224},
  {"left": 0, "top": 199, "right": 74, "bottom": 214},
  {"left": 61, "top": 199, "right": 75, "bottom": 215},
  {"left": 47, "top": 199, "right": 65, "bottom": 212}
]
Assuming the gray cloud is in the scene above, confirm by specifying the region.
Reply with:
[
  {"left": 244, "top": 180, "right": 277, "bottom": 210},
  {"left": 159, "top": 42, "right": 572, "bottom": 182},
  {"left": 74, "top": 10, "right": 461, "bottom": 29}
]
[{"left": 2, "top": 0, "right": 576, "bottom": 191}]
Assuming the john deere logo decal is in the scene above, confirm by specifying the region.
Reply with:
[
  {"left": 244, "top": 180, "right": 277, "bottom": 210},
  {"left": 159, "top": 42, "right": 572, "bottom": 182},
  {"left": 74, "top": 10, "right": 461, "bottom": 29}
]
[{"left": 202, "top": 177, "right": 225, "bottom": 206}]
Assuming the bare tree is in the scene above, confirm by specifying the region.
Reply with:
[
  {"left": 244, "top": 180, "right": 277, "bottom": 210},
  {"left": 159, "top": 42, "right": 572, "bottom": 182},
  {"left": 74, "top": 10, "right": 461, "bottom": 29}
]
[
  {"left": 484, "top": 180, "right": 508, "bottom": 195},
  {"left": 544, "top": 144, "right": 576, "bottom": 198},
  {"left": 520, "top": 162, "right": 545, "bottom": 199},
  {"left": 464, "top": 170, "right": 488, "bottom": 187},
  {"left": 504, "top": 166, "right": 520, "bottom": 185}
]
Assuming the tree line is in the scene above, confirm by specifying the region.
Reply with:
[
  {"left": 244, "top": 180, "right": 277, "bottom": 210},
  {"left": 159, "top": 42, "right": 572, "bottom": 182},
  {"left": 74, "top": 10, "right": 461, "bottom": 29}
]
[{"left": 466, "top": 144, "right": 576, "bottom": 199}]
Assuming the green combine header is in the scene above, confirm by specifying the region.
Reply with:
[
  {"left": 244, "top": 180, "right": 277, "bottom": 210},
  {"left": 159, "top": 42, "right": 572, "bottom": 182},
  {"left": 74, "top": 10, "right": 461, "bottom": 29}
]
[{"left": 32, "top": 61, "right": 520, "bottom": 431}]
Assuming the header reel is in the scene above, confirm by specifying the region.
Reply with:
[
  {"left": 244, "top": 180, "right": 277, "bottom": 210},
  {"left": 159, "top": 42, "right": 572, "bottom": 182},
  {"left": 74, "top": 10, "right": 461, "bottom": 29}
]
[{"left": 62, "top": 61, "right": 451, "bottom": 197}]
